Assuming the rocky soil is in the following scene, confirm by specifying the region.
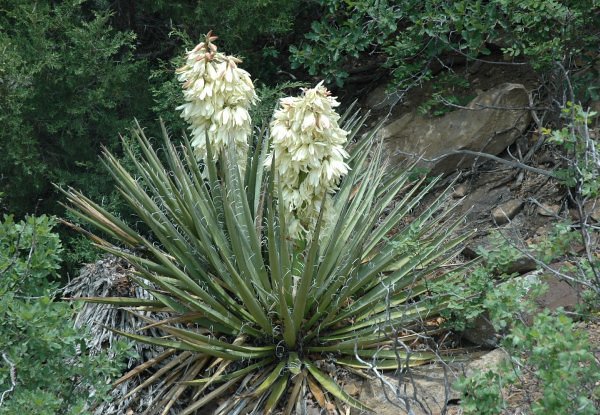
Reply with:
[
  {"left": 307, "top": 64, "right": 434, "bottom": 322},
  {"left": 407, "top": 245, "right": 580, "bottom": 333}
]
[{"left": 343, "top": 61, "right": 600, "bottom": 414}]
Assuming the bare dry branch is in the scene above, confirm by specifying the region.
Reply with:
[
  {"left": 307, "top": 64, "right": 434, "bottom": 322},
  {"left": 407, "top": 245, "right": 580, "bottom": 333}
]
[{"left": 0, "top": 353, "right": 17, "bottom": 408}]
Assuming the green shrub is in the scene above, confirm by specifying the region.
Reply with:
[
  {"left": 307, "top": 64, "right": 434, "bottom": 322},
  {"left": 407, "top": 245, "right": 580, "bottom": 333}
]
[
  {"left": 546, "top": 103, "right": 599, "bottom": 199},
  {"left": 434, "top": 233, "right": 533, "bottom": 332},
  {"left": 458, "top": 310, "right": 600, "bottom": 415},
  {"left": 0, "top": 215, "right": 129, "bottom": 414},
  {"left": 456, "top": 369, "right": 511, "bottom": 415},
  {"left": 452, "top": 220, "right": 600, "bottom": 414},
  {"left": 291, "top": 0, "right": 599, "bottom": 91},
  {"left": 541, "top": 104, "right": 600, "bottom": 307},
  {"left": 0, "top": 215, "right": 62, "bottom": 295},
  {"left": 0, "top": 0, "right": 149, "bottom": 216},
  {"left": 510, "top": 311, "right": 600, "bottom": 414}
]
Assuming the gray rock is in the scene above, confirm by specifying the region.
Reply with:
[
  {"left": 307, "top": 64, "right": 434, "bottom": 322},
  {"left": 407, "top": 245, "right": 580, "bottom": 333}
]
[
  {"left": 592, "top": 207, "right": 600, "bottom": 222},
  {"left": 570, "top": 199, "right": 600, "bottom": 222},
  {"left": 378, "top": 83, "right": 531, "bottom": 173},
  {"left": 365, "top": 84, "right": 402, "bottom": 110},
  {"left": 591, "top": 101, "right": 600, "bottom": 128},
  {"left": 349, "top": 367, "right": 461, "bottom": 415},
  {"left": 498, "top": 268, "right": 583, "bottom": 325},
  {"left": 462, "top": 313, "right": 501, "bottom": 347},
  {"left": 347, "top": 349, "right": 509, "bottom": 414},
  {"left": 586, "top": 198, "right": 600, "bottom": 222},
  {"left": 504, "top": 256, "right": 537, "bottom": 275},
  {"left": 452, "top": 184, "right": 468, "bottom": 198},
  {"left": 463, "top": 348, "right": 509, "bottom": 377},
  {"left": 534, "top": 265, "right": 583, "bottom": 312},
  {"left": 491, "top": 199, "right": 524, "bottom": 224},
  {"left": 537, "top": 203, "right": 561, "bottom": 217}
]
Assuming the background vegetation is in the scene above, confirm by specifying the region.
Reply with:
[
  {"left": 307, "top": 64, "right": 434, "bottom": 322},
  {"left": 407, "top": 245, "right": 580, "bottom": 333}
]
[
  {"left": 0, "top": 214, "right": 131, "bottom": 414},
  {"left": 0, "top": 0, "right": 599, "bottom": 412}
]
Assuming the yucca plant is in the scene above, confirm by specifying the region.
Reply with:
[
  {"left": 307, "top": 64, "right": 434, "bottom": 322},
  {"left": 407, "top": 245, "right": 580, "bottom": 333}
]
[{"left": 61, "top": 35, "right": 472, "bottom": 414}]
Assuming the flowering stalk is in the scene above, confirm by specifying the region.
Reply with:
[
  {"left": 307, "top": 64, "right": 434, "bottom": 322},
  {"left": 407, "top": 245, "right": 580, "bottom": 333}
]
[
  {"left": 265, "top": 82, "right": 350, "bottom": 240},
  {"left": 176, "top": 32, "right": 257, "bottom": 172}
]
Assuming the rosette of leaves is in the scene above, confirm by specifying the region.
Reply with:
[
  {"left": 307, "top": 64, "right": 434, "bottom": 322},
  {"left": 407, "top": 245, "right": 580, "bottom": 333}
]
[{"left": 62, "top": 108, "right": 472, "bottom": 413}]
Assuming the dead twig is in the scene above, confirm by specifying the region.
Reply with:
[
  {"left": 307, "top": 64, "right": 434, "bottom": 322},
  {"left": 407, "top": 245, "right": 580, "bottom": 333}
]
[{"left": 396, "top": 149, "right": 557, "bottom": 178}]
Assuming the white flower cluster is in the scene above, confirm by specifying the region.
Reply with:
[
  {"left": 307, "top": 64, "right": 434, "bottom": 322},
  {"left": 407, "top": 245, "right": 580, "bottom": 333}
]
[
  {"left": 265, "top": 82, "right": 350, "bottom": 240},
  {"left": 176, "top": 33, "right": 257, "bottom": 171}
]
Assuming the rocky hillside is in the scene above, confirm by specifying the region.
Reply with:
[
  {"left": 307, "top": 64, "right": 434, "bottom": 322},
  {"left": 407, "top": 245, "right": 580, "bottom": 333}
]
[{"left": 346, "top": 64, "right": 600, "bottom": 414}]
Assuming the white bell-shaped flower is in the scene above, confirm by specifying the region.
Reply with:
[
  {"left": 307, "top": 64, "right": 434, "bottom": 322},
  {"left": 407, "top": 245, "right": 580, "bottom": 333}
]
[
  {"left": 176, "top": 33, "right": 257, "bottom": 172},
  {"left": 265, "top": 82, "right": 350, "bottom": 240}
]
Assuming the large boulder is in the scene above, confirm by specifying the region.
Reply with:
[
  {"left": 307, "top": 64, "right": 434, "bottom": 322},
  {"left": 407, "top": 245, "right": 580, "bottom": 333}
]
[
  {"left": 378, "top": 83, "right": 531, "bottom": 173},
  {"left": 365, "top": 84, "right": 402, "bottom": 110}
]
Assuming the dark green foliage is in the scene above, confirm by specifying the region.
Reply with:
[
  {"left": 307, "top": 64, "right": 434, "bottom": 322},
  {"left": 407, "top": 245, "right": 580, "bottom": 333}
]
[
  {"left": 0, "top": 1, "right": 324, "bottom": 273},
  {"left": 138, "top": 0, "right": 303, "bottom": 77},
  {"left": 0, "top": 0, "right": 149, "bottom": 216},
  {"left": 149, "top": 56, "right": 189, "bottom": 134},
  {"left": 291, "top": 0, "right": 599, "bottom": 90},
  {"left": 0, "top": 214, "right": 130, "bottom": 414},
  {"left": 145, "top": 1, "right": 306, "bottom": 134},
  {"left": 417, "top": 73, "right": 472, "bottom": 116},
  {"left": 0, "top": 215, "right": 62, "bottom": 295}
]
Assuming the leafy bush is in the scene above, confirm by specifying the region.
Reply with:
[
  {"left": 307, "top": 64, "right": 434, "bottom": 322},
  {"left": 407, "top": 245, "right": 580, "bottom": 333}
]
[
  {"left": 62, "top": 37, "right": 472, "bottom": 413},
  {"left": 291, "top": 0, "right": 599, "bottom": 90},
  {"left": 546, "top": 103, "right": 599, "bottom": 199},
  {"left": 0, "top": 215, "right": 62, "bottom": 295},
  {"left": 509, "top": 311, "right": 600, "bottom": 414},
  {"left": 457, "top": 310, "right": 600, "bottom": 414},
  {"left": 0, "top": 215, "right": 129, "bottom": 414},
  {"left": 0, "top": 0, "right": 149, "bottom": 216},
  {"left": 543, "top": 103, "right": 600, "bottom": 307},
  {"left": 435, "top": 234, "right": 534, "bottom": 332},
  {"left": 452, "top": 209, "right": 600, "bottom": 414},
  {"left": 456, "top": 369, "right": 511, "bottom": 415},
  {"left": 438, "top": 217, "right": 598, "bottom": 334}
]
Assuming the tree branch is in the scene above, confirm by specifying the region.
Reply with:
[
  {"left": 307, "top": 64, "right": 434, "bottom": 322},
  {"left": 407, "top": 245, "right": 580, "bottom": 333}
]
[
  {"left": 396, "top": 149, "right": 557, "bottom": 178},
  {"left": 0, "top": 353, "right": 17, "bottom": 408}
]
